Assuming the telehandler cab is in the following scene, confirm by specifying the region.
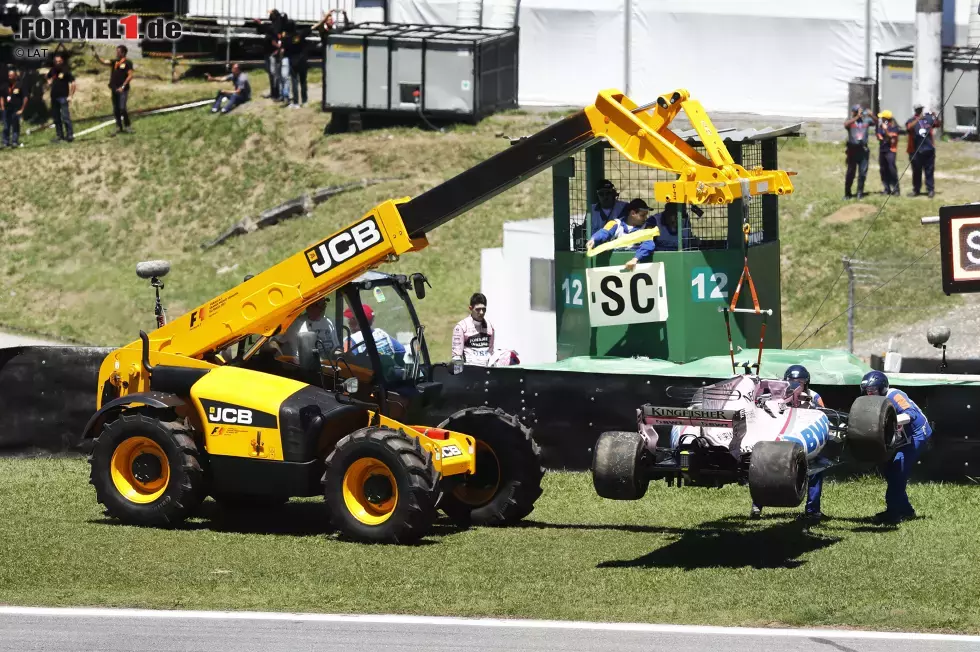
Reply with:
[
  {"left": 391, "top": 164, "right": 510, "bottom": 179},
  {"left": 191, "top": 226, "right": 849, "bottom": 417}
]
[{"left": 80, "top": 89, "right": 794, "bottom": 544}]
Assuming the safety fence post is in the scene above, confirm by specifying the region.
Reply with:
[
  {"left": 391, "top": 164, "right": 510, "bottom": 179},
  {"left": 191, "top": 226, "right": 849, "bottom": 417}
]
[{"left": 844, "top": 257, "right": 855, "bottom": 354}]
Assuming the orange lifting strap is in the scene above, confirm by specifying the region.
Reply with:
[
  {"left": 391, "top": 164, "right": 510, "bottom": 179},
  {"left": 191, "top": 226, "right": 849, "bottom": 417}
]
[{"left": 720, "top": 184, "right": 773, "bottom": 375}]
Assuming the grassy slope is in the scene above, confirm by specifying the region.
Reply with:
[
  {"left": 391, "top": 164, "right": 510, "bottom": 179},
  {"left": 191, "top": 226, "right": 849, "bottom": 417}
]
[
  {"left": 3, "top": 59, "right": 980, "bottom": 357},
  {"left": 2, "top": 458, "right": 979, "bottom": 632},
  {"left": 0, "top": 59, "right": 557, "bottom": 356},
  {"left": 777, "top": 137, "right": 980, "bottom": 351}
]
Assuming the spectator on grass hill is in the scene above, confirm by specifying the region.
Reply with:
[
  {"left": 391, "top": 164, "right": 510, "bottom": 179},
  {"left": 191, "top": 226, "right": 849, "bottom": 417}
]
[
  {"left": 1, "top": 68, "right": 25, "bottom": 149},
  {"left": 207, "top": 64, "right": 251, "bottom": 115},
  {"left": 283, "top": 12, "right": 333, "bottom": 109},
  {"left": 46, "top": 53, "right": 75, "bottom": 143},
  {"left": 253, "top": 9, "right": 283, "bottom": 100},
  {"left": 906, "top": 104, "right": 941, "bottom": 198},
  {"left": 92, "top": 45, "right": 135, "bottom": 136},
  {"left": 277, "top": 14, "right": 292, "bottom": 106},
  {"left": 843, "top": 104, "right": 874, "bottom": 200},
  {"left": 876, "top": 110, "right": 900, "bottom": 196}
]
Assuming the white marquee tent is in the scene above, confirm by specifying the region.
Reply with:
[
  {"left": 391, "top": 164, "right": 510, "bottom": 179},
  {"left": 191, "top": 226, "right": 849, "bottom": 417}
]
[{"left": 387, "top": 0, "right": 976, "bottom": 118}]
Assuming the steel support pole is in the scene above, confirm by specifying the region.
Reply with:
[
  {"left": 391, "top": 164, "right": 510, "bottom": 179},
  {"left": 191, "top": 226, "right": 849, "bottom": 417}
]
[
  {"left": 844, "top": 257, "right": 855, "bottom": 354},
  {"left": 171, "top": 0, "right": 177, "bottom": 83},
  {"left": 864, "top": 0, "right": 873, "bottom": 79},
  {"left": 624, "top": 0, "right": 631, "bottom": 96}
]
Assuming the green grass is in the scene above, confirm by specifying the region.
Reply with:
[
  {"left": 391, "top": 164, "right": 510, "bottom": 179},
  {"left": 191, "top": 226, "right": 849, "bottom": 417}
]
[
  {"left": 2, "top": 457, "right": 980, "bottom": 632},
  {"left": 2, "top": 64, "right": 980, "bottom": 358}
]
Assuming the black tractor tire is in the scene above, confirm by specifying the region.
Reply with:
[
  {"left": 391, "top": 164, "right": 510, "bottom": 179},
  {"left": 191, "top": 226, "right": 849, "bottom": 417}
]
[
  {"left": 89, "top": 413, "right": 205, "bottom": 527},
  {"left": 436, "top": 407, "right": 545, "bottom": 527},
  {"left": 749, "top": 441, "right": 808, "bottom": 507},
  {"left": 846, "top": 395, "right": 897, "bottom": 463},
  {"left": 592, "top": 431, "right": 648, "bottom": 500},
  {"left": 212, "top": 493, "right": 289, "bottom": 510},
  {"left": 323, "top": 426, "right": 439, "bottom": 544}
]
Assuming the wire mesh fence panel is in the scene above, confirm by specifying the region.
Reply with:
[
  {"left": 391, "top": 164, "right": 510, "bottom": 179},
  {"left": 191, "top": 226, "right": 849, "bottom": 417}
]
[
  {"left": 842, "top": 255, "right": 945, "bottom": 354},
  {"left": 566, "top": 143, "right": 734, "bottom": 253},
  {"left": 739, "top": 141, "right": 765, "bottom": 242},
  {"left": 568, "top": 151, "right": 589, "bottom": 252}
]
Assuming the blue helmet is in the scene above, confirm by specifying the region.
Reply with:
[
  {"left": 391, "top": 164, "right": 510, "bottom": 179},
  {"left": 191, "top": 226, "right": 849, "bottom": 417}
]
[
  {"left": 860, "top": 370, "right": 889, "bottom": 396},
  {"left": 783, "top": 364, "right": 811, "bottom": 391}
]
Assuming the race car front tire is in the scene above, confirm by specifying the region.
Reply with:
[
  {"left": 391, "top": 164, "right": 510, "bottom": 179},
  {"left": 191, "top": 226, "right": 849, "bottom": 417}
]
[
  {"left": 592, "top": 431, "right": 648, "bottom": 500},
  {"left": 748, "top": 440, "right": 807, "bottom": 508},
  {"left": 846, "top": 395, "right": 897, "bottom": 464}
]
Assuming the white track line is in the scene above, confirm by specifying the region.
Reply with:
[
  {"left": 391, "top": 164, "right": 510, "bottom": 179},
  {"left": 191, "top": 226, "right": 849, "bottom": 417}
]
[{"left": 0, "top": 606, "right": 978, "bottom": 642}]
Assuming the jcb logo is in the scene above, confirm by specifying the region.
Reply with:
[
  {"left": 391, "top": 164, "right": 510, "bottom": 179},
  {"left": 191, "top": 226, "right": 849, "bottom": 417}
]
[
  {"left": 208, "top": 407, "right": 253, "bottom": 425},
  {"left": 305, "top": 217, "right": 384, "bottom": 277},
  {"left": 441, "top": 444, "right": 462, "bottom": 458}
]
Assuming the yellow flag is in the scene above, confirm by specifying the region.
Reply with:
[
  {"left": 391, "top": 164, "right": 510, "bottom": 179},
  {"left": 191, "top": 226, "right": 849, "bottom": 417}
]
[{"left": 587, "top": 227, "right": 660, "bottom": 257}]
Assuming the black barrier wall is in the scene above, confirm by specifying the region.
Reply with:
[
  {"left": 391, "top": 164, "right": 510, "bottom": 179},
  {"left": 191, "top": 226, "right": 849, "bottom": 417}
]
[
  {"left": 0, "top": 346, "right": 112, "bottom": 453},
  {"left": 429, "top": 365, "right": 980, "bottom": 481},
  {"left": 3, "top": 346, "right": 979, "bottom": 481}
]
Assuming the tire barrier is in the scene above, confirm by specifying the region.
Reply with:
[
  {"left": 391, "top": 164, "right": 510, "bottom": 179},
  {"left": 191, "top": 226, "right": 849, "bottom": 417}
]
[{"left": 3, "top": 345, "right": 980, "bottom": 482}]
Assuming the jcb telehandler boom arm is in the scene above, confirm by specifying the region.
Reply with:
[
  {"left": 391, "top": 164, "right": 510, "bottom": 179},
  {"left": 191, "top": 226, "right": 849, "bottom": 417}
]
[{"left": 102, "top": 88, "right": 794, "bottom": 395}]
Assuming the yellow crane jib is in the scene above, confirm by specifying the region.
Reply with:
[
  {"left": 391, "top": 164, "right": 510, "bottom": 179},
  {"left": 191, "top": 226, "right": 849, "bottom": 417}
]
[{"left": 585, "top": 89, "right": 795, "bottom": 206}]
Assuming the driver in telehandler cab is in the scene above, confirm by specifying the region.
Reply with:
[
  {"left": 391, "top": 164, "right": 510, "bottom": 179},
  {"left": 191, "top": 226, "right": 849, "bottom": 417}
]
[
  {"left": 344, "top": 304, "right": 405, "bottom": 362},
  {"left": 274, "top": 297, "right": 341, "bottom": 357},
  {"left": 750, "top": 364, "right": 827, "bottom": 522}
]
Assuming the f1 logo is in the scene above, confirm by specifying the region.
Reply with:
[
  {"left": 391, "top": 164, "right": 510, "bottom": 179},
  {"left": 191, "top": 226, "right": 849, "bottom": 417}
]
[{"left": 189, "top": 307, "right": 206, "bottom": 328}]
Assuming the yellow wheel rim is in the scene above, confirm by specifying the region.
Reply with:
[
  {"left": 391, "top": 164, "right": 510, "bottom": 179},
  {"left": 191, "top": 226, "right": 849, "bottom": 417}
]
[
  {"left": 110, "top": 436, "right": 170, "bottom": 504},
  {"left": 452, "top": 440, "right": 501, "bottom": 507},
  {"left": 342, "top": 457, "right": 398, "bottom": 525}
]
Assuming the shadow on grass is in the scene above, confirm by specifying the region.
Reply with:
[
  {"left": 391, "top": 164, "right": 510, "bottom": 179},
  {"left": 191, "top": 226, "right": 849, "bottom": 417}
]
[
  {"left": 597, "top": 517, "right": 842, "bottom": 570},
  {"left": 89, "top": 501, "right": 468, "bottom": 545},
  {"left": 514, "top": 520, "right": 688, "bottom": 536}
]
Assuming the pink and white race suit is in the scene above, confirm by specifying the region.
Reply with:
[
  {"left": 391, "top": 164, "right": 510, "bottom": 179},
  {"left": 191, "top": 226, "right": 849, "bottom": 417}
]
[
  {"left": 451, "top": 316, "right": 519, "bottom": 367},
  {"left": 452, "top": 316, "right": 495, "bottom": 365}
]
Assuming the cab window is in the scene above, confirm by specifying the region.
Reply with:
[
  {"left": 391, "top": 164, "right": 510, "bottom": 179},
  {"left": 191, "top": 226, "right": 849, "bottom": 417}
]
[{"left": 341, "top": 288, "right": 418, "bottom": 385}]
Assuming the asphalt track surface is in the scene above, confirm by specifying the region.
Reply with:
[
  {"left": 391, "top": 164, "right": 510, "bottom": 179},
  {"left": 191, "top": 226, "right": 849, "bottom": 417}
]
[{"left": 2, "top": 608, "right": 980, "bottom": 652}]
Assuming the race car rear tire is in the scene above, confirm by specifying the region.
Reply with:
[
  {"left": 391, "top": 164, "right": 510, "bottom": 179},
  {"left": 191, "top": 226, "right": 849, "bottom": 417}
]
[
  {"left": 748, "top": 441, "right": 807, "bottom": 508},
  {"left": 846, "top": 395, "right": 897, "bottom": 464},
  {"left": 592, "top": 431, "right": 648, "bottom": 500}
]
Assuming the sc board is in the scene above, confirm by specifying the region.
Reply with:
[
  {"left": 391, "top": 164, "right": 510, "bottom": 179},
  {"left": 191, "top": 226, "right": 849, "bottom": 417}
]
[
  {"left": 586, "top": 263, "right": 669, "bottom": 327},
  {"left": 939, "top": 204, "right": 980, "bottom": 294}
]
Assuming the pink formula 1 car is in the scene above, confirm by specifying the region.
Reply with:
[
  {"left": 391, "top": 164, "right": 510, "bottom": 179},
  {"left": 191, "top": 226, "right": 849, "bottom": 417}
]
[{"left": 591, "top": 374, "right": 909, "bottom": 508}]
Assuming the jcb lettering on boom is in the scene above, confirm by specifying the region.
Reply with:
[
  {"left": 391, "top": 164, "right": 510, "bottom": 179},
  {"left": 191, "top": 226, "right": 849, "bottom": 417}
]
[{"left": 305, "top": 217, "right": 384, "bottom": 277}]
